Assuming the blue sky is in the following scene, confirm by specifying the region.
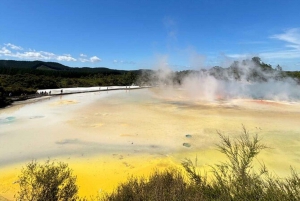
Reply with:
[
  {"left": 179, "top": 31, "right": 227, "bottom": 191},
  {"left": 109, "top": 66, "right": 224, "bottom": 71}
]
[{"left": 0, "top": 0, "right": 300, "bottom": 71}]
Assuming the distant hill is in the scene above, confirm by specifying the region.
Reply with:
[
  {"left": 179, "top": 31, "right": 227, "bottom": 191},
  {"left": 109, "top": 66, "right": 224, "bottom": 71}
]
[
  {"left": 0, "top": 60, "right": 130, "bottom": 74},
  {"left": 0, "top": 60, "right": 139, "bottom": 77},
  {"left": 0, "top": 60, "right": 70, "bottom": 70}
]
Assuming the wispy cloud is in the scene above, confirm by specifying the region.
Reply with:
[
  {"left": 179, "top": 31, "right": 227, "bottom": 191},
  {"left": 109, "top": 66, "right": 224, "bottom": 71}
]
[
  {"left": 113, "top": 60, "right": 136, "bottom": 65},
  {"left": 258, "top": 28, "right": 300, "bottom": 60},
  {"left": 237, "top": 41, "right": 266, "bottom": 45},
  {"left": 57, "top": 54, "right": 77, "bottom": 62},
  {"left": 163, "top": 16, "right": 177, "bottom": 40},
  {"left": 16, "top": 51, "right": 53, "bottom": 60},
  {"left": 79, "top": 53, "right": 89, "bottom": 62},
  {"left": 1, "top": 48, "right": 56, "bottom": 60},
  {"left": 79, "top": 54, "right": 102, "bottom": 63},
  {"left": 0, "top": 43, "right": 101, "bottom": 63},
  {"left": 260, "top": 50, "right": 300, "bottom": 59},
  {"left": 228, "top": 28, "right": 300, "bottom": 61},
  {"left": 4, "top": 43, "right": 23, "bottom": 50},
  {"left": 271, "top": 28, "right": 300, "bottom": 49},
  {"left": 79, "top": 58, "right": 89, "bottom": 62},
  {"left": 227, "top": 53, "right": 256, "bottom": 58}
]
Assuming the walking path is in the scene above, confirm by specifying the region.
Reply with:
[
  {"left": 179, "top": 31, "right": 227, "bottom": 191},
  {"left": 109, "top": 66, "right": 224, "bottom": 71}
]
[{"left": 36, "top": 86, "right": 150, "bottom": 96}]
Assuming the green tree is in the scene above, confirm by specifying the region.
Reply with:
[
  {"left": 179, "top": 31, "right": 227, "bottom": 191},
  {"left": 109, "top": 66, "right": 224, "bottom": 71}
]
[{"left": 252, "top": 57, "right": 261, "bottom": 65}]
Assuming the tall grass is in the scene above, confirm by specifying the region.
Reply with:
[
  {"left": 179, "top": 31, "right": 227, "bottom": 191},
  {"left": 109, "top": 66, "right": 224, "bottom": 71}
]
[{"left": 101, "top": 169, "right": 204, "bottom": 201}]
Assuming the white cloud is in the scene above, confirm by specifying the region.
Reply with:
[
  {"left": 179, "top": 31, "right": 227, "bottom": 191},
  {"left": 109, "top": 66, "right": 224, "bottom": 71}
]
[
  {"left": 80, "top": 54, "right": 102, "bottom": 63},
  {"left": 57, "top": 55, "right": 77, "bottom": 62},
  {"left": 0, "top": 47, "right": 12, "bottom": 55},
  {"left": 40, "top": 51, "right": 55, "bottom": 57},
  {"left": 18, "top": 51, "right": 47, "bottom": 59},
  {"left": 6, "top": 50, "right": 56, "bottom": 60},
  {"left": 79, "top": 58, "right": 89, "bottom": 62},
  {"left": 4, "top": 43, "right": 23, "bottom": 50},
  {"left": 74, "top": 54, "right": 103, "bottom": 63},
  {"left": 0, "top": 42, "right": 101, "bottom": 63},
  {"left": 90, "top": 56, "right": 101, "bottom": 63},
  {"left": 0, "top": 45, "right": 61, "bottom": 61}
]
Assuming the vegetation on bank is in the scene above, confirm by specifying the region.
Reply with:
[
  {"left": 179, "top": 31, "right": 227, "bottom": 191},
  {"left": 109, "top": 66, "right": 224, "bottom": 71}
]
[
  {"left": 0, "top": 60, "right": 139, "bottom": 107},
  {"left": 14, "top": 128, "right": 300, "bottom": 201},
  {"left": 15, "top": 160, "right": 78, "bottom": 201},
  {"left": 0, "top": 86, "right": 12, "bottom": 108}
]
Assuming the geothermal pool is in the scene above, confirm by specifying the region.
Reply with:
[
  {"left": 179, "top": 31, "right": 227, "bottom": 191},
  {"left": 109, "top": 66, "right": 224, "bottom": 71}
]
[{"left": 0, "top": 88, "right": 300, "bottom": 199}]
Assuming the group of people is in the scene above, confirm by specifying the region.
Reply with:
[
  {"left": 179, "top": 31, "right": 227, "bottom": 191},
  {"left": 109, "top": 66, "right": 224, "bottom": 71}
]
[
  {"left": 39, "top": 91, "right": 51, "bottom": 96},
  {"left": 38, "top": 89, "right": 64, "bottom": 96}
]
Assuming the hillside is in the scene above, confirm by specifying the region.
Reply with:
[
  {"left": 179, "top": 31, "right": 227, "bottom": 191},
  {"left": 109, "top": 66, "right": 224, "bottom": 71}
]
[
  {"left": 0, "top": 60, "right": 130, "bottom": 75},
  {"left": 0, "top": 60, "right": 70, "bottom": 70}
]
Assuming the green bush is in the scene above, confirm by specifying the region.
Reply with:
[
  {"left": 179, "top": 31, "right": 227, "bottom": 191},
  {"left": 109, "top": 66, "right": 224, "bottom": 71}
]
[
  {"left": 15, "top": 160, "right": 78, "bottom": 201},
  {"left": 0, "top": 86, "right": 12, "bottom": 107},
  {"left": 102, "top": 169, "right": 204, "bottom": 201}
]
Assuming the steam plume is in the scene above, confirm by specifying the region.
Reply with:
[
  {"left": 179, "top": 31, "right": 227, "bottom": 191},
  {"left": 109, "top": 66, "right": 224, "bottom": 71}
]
[{"left": 140, "top": 57, "right": 300, "bottom": 101}]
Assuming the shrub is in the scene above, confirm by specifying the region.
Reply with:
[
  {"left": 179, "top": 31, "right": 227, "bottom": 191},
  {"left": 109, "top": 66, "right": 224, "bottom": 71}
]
[
  {"left": 15, "top": 160, "right": 78, "bottom": 201},
  {"left": 102, "top": 169, "right": 204, "bottom": 201}
]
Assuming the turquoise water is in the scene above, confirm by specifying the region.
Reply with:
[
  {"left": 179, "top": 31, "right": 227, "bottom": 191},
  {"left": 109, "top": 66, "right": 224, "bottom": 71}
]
[{"left": 0, "top": 116, "right": 16, "bottom": 124}]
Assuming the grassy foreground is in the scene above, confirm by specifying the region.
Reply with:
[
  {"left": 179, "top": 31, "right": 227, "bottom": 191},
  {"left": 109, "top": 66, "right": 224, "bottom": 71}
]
[{"left": 14, "top": 127, "right": 300, "bottom": 201}]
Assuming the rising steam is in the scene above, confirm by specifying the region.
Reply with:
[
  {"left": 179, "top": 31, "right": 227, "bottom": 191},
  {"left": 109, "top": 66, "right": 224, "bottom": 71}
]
[{"left": 139, "top": 57, "right": 300, "bottom": 101}]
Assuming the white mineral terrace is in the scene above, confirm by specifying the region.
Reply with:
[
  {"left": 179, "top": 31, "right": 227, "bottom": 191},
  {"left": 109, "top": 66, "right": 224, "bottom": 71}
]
[{"left": 37, "top": 85, "right": 146, "bottom": 95}]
